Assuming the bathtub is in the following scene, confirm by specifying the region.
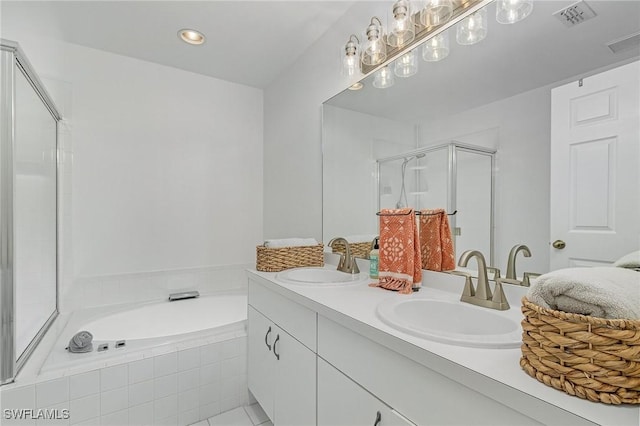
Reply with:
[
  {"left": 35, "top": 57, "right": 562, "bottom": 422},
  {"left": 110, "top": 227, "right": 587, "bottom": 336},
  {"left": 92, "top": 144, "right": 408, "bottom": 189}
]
[{"left": 39, "top": 291, "right": 248, "bottom": 376}]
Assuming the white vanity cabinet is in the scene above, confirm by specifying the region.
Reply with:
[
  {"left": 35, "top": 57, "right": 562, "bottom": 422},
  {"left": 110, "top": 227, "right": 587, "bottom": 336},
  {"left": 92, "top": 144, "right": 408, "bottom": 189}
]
[
  {"left": 318, "top": 358, "right": 415, "bottom": 426},
  {"left": 317, "top": 316, "right": 545, "bottom": 426},
  {"left": 247, "top": 279, "right": 316, "bottom": 426}
]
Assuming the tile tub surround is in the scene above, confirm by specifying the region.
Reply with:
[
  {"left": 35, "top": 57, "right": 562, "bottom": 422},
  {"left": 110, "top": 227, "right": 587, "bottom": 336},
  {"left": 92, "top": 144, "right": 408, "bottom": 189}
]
[
  {"left": 0, "top": 337, "right": 248, "bottom": 426},
  {"left": 63, "top": 264, "right": 252, "bottom": 313}
]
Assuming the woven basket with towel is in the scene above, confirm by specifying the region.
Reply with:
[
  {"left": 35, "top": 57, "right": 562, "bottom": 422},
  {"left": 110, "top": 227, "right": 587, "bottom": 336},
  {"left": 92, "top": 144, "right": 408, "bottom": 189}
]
[
  {"left": 256, "top": 238, "right": 324, "bottom": 272},
  {"left": 520, "top": 267, "right": 640, "bottom": 404}
]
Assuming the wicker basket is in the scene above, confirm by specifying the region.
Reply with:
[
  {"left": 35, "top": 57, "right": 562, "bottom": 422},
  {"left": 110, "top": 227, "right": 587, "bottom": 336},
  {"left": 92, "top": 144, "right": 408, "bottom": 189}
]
[
  {"left": 256, "top": 243, "right": 324, "bottom": 272},
  {"left": 331, "top": 241, "right": 371, "bottom": 259},
  {"left": 520, "top": 297, "right": 640, "bottom": 405}
]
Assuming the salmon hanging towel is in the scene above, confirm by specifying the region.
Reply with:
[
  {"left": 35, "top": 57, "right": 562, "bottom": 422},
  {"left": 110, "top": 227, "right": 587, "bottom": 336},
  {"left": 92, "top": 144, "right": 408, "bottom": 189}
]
[
  {"left": 370, "top": 208, "right": 422, "bottom": 294},
  {"left": 419, "top": 208, "right": 455, "bottom": 271}
]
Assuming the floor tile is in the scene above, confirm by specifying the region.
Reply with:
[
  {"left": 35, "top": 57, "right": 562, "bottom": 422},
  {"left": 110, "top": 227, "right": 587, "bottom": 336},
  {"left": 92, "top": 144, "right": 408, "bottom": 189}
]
[
  {"left": 207, "top": 407, "right": 252, "bottom": 426},
  {"left": 243, "top": 404, "right": 268, "bottom": 426}
]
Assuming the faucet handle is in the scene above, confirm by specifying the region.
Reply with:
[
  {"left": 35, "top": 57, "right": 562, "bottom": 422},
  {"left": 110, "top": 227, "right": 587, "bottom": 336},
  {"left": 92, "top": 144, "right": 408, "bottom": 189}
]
[
  {"left": 491, "top": 279, "right": 511, "bottom": 310},
  {"left": 486, "top": 266, "right": 501, "bottom": 280},
  {"left": 446, "top": 270, "right": 475, "bottom": 298},
  {"left": 522, "top": 272, "right": 541, "bottom": 287}
]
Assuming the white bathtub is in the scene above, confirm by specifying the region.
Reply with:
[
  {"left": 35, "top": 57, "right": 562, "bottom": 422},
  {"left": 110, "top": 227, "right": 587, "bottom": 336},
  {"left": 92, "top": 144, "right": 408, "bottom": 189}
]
[{"left": 39, "top": 291, "right": 247, "bottom": 376}]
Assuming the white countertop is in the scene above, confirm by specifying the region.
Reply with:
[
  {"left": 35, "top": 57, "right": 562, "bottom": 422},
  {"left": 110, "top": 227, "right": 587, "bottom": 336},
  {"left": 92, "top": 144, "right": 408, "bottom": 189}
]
[{"left": 247, "top": 260, "right": 640, "bottom": 426}]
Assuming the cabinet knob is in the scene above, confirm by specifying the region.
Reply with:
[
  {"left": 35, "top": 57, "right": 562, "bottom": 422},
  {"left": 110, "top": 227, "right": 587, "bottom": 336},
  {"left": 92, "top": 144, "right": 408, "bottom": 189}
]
[
  {"left": 374, "top": 411, "right": 381, "bottom": 426},
  {"left": 552, "top": 240, "right": 566, "bottom": 249},
  {"left": 265, "top": 326, "right": 272, "bottom": 351},
  {"left": 273, "top": 334, "right": 280, "bottom": 360}
]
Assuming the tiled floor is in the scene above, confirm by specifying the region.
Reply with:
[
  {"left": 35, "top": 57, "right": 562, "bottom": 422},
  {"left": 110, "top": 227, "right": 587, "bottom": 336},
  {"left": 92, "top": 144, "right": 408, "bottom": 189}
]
[{"left": 190, "top": 404, "right": 272, "bottom": 426}]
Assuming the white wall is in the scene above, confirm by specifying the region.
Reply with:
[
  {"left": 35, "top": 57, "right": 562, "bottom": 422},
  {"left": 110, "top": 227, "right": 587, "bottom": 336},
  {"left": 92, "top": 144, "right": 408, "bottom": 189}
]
[
  {"left": 263, "top": 2, "right": 389, "bottom": 241},
  {"left": 322, "top": 104, "right": 415, "bottom": 242},
  {"left": 417, "top": 86, "right": 552, "bottom": 273},
  {"left": 1, "top": 28, "right": 263, "bottom": 305}
]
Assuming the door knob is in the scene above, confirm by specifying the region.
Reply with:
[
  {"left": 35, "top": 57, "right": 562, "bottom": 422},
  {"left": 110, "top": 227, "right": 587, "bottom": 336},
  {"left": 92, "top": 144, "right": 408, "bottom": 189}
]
[{"left": 552, "top": 240, "right": 566, "bottom": 249}]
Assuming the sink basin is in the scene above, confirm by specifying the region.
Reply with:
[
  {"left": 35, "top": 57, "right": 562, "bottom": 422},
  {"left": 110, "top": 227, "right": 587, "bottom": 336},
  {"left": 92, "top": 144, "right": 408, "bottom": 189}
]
[
  {"left": 376, "top": 298, "right": 521, "bottom": 348},
  {"left": 276, "top": 267, "right": 368, "bottom": 286}
]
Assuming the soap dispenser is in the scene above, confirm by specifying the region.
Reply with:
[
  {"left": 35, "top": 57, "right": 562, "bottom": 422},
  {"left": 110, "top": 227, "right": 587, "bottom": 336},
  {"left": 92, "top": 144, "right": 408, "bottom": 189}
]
[{"left": 369, "top": 237, "right": 379, "bottom": 279}]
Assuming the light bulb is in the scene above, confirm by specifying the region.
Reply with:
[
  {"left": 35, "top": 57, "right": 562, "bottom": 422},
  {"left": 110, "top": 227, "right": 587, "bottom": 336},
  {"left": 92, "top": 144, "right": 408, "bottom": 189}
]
[
  {"left": 362, "top": 17, "right": 387, "bottom": 66},
  {"left": 388, "top": 0, "right": 415, "bottom": 47},
  {"left": 422, "top": 31, "right": 450, "bottom": 62},
  {"left": 496, "top": 0, "right": 533, "bottom": 24},
  {"left": 456, "top": 8, "right": 487, "bottom": 45},
  {"left": 394, "top": 50, "right": 418, "bottom": 78},
  {"left": 421, "top": 0, "right": 453, "bottom": 27},
  {"left": 373, "top": 66, "right": 395, "bottom": 89}
]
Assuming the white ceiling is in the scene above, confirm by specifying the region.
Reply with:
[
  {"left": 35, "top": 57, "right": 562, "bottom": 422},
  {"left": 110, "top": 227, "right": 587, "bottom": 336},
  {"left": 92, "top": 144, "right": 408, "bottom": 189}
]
[
  {"left": 326, "top": 0, "right": 640, "bottom": 123},
  {"left": 1, "top": 1, "right": 355, "bottom": 88}
]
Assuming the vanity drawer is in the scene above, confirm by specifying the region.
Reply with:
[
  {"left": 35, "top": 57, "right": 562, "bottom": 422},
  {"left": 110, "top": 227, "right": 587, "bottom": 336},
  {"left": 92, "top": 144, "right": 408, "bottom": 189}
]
[
  {"left": 248, "top": 278, "right": 316, "bottom": 351},
  {"left": 317, "top": 315, "right": 547, "bottom": 426}
]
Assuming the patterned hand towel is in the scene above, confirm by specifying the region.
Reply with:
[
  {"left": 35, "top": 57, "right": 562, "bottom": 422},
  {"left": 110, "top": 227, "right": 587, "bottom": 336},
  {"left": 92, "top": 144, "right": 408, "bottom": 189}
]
[
  {"left": 419, "top": 209, "right": 455, "bottom": 271},
  {"left": 370, "top": 208, "right": 422, "bottom": 294}
]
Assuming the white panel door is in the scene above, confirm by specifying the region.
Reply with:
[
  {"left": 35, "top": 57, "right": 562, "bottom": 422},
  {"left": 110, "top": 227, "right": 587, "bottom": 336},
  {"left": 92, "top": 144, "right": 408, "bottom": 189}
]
[{"left": 550, "top": 61, "right": 639, "bottom": 270}]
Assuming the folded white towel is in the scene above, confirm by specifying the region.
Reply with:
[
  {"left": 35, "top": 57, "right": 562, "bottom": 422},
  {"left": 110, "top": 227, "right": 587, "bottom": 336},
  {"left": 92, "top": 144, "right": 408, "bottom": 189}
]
[
  {"left": 264, "top": 238, "right": 318, "bottom": 248},
  {"left": 527, "top": 267, "right": 640, "bottom": 319}
]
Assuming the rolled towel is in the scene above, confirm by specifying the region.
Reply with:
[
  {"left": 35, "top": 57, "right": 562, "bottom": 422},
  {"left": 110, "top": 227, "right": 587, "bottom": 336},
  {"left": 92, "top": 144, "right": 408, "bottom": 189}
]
[
  {"left": 526, "top": 267, "right": 640, "bottom": 319},
  {"left": 67, "top": 330, "right": 94, "bottom": 353},
  {"left": 264, "top": 238, "right": 318, "bottom": 248},
  {"left": 614, "top": 250, "right": 640, "bottom": 270}
]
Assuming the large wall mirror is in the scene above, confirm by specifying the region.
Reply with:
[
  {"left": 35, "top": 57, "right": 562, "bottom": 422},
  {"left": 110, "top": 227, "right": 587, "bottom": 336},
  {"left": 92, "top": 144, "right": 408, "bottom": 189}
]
[{"left": 322, "top": 0, "right": 639, "bottom": 275}]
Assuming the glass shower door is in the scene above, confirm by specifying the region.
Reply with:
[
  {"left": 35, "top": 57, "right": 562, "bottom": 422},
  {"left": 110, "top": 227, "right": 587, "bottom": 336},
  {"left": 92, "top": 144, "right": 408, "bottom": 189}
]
[{"left": 14, "top": 66, "right": 58, "bottom": 361}]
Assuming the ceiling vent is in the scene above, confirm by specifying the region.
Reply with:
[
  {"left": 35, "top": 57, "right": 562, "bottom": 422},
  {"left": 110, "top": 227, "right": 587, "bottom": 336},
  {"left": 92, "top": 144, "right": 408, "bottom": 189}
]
[
  {"left": 607, "top": 32, "right": 640, "bottom": 54},
  {"left": 553, "top": 1, "right": 597, "bottom": 28}
]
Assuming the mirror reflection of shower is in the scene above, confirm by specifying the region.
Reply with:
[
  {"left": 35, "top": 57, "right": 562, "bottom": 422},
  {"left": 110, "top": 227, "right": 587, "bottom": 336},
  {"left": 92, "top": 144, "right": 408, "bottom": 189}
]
[{"left": 396, "top": 153, "right": 425, "bottom": 208}]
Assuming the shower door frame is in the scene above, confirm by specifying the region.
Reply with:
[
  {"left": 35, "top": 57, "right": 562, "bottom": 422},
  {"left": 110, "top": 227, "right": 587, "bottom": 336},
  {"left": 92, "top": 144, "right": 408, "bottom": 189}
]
[
  {"left": 376, "top": 141, "right": 496, "bottom": 264},
  {"left": 1, "top": 40, "right": 62, "bottom": 385}
]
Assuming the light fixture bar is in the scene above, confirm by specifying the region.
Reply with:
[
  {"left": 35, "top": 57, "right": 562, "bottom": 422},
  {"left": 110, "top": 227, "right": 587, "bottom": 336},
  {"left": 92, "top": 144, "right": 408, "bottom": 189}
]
[{"left": 360, "top": 0, "right": 493, "bottom": 75}]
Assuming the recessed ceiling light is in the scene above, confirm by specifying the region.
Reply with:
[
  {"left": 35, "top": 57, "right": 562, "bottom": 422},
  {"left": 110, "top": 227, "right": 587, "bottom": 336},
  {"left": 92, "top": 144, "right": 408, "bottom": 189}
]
[
  {"left": 178, "top": 29, "right": 205, "bottom": 45},
  {"left": 348, "top": 82, "right": 364, "bottom": 91}
]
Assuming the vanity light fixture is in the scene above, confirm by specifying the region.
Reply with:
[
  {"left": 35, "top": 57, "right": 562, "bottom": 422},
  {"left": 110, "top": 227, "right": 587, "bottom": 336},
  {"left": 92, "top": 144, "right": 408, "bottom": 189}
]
[
  {"left": 456, "top": 8, "right": 488, "bottom": 45},
  {"left": 422, "top": 30, "right": 450, "bottom": 61},
  {"left": 178, "top": 29, "right": 206, "bottom": 45},
  {"left": 496, "top": 0, "right": 533, "bottom": 24},
  {"left": 394, "top": 50, "right": 418, "bottom": 78},
  {"left": 388, "top": 0, "right": 415, "bottom": 47},
  {"left": 342, "top": 35, "right": 360, "bottom": 77},
  {"left": 362, "top": 17, "right": 387, "bottom": 66},
  {"left": 341, "top": 0, "right": 532, "bottom": 87},
  {"left": 373, "top": 66, "right": 395, "bottom": 89}
]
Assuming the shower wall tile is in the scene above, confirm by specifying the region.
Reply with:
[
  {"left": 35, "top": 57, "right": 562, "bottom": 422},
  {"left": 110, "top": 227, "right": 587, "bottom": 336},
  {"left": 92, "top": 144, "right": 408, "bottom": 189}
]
[
  {"left": 178, "top": 348, "right": 200, "bottom": 372},
  {"left": 128, "top": 358, "right": 154, "bottom": 385},
  {"left": 36, "top": 377, "right": 69, "bottom": 408},
  {"left": 100, "top": 364, "right": 128, "bottom": 392},
  {"left": 72, "top": 264, "right": 251, "bottom": 309},
  {"left": 1, "top": 384, "right": 36, "bottom": 409},
  {"left": 69, "top": 394, "right": 100, "bottom": 425},
  {"left": 154, "top": 353, "right": 178, "bottom": 378},
  {"left": 3, "top": 336, "right": 247, "bottom": 426},
  {"left": 69, "top": 371, "right": 99, "bottom": 400}
]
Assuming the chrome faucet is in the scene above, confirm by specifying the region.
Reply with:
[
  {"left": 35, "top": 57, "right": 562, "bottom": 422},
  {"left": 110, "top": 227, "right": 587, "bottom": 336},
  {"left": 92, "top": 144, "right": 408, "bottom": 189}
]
[
  {"left": 506, "top": 244, "right": 531, "bottom": 281},
  {"left": 458, "top": 250, "right": 509, "bottom": 310},
  {"left": 328, "top": 237, "right": 360, "bottom": 274}
]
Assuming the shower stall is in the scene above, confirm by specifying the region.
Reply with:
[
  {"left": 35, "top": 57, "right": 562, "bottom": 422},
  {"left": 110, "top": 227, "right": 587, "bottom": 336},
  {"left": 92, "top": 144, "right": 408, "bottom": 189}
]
[
  {"left": 1, "top": 40, "right": 61, "bottom": 384},
  {"left": 377, "top": 142, "right": 495, "bottom": 263}
]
